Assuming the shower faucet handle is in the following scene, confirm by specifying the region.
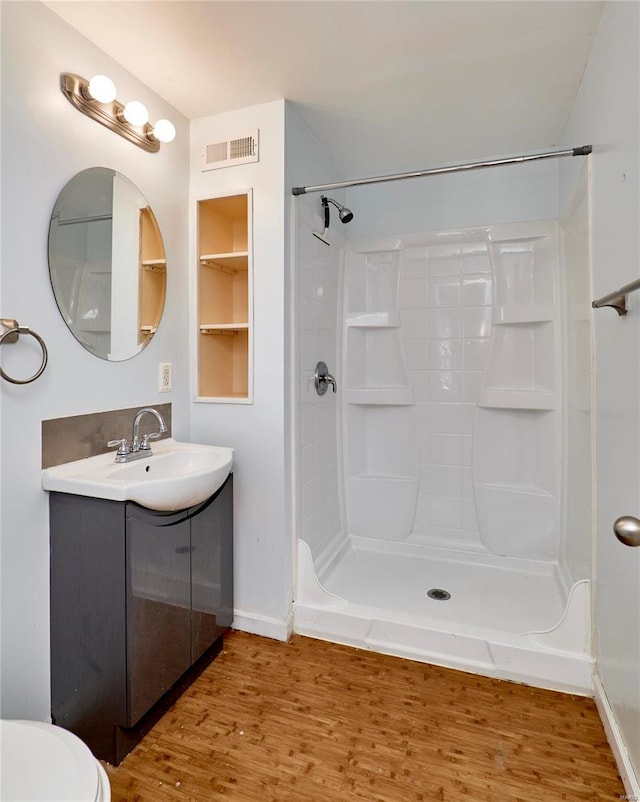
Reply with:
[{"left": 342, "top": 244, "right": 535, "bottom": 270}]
[{"left": 314, "top": 361, "right": 337, "bottom": 395}]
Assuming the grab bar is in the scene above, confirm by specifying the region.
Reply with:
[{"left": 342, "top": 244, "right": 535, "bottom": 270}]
[
  {"left": 0, "top": 318, "right": 48, "bottom": 384},
  {"left": 592, "top": 277, "right": 640, "bottom": 316}
]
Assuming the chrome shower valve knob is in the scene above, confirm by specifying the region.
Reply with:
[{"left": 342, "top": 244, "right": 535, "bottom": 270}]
[{"left": 314, "top": 361, "right": 337, "bottom": 395}]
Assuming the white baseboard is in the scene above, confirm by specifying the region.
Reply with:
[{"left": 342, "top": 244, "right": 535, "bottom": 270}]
[
  {"left": 594, "top": 673, "right": 640, "bottom": 798},
  {"left": 232, "top": 608, "right": 294, "bottom": 641}
]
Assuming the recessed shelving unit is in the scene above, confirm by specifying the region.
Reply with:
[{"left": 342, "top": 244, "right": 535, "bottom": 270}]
[{"left": 196, "top": 192, "right": 252, "bottom": 401}]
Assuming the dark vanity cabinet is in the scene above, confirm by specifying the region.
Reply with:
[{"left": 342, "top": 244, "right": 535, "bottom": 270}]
[{"left": 50, "top": 475, "right": 233, "bottom": 765}]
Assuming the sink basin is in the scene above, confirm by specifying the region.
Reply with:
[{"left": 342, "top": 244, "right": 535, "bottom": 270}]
[{"left": 42, "top": 438, "right": 233, "bottom": 511}]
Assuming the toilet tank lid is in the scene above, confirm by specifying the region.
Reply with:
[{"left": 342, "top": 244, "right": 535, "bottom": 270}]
[{"left": 0, "top": 720, "right": 100, "bottom": 802}]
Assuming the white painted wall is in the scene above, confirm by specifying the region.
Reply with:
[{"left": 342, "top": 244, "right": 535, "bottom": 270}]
[
  {"left": 561, "top": 1, "right": 640, "bottom": 790},
  {"left": 345, "top": 158, "right": 559, "bottom": 238},
  {"left": 189, "top": 102, "right": 290, "bottom": 637},
  {"left": 0, "top": 2, "right": 189, "bottom": 719}
]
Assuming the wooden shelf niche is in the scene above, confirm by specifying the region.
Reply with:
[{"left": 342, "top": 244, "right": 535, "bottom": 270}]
[
  {"left": 139, "top": 207, "right": 166, "bottom": 342},
  {"left": 197, "top": 192, "right": 252, "bottom": 400}
]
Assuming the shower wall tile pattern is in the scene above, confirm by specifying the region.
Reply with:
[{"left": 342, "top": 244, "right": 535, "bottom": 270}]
[
  {"left": 338, "top": 223, "right": 560, "bottom": 558},
  {"left": 400, "top": 241, "right": 492, "bottom": 548}
]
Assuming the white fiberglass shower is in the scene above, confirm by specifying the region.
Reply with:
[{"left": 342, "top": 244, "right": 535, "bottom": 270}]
[{"left": 292, "top": 153, "right": 593, "bottom": 694}]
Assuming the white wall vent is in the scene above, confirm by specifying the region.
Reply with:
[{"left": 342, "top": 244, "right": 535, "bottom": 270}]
[{"left": 200, "top": 130, "right": 259, "bottom": 171}]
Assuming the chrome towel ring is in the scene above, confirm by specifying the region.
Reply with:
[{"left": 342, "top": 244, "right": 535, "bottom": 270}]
[{"left": 0, "top": 318, "right": 48, "bottom": 385}]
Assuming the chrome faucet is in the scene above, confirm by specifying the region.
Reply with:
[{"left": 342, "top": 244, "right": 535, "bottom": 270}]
[
  {"left": 132, "top": 407, "right": 167, "bottom": 452},
  {"left": 107, "top": 407, "right": 167, "bottom": 463}
]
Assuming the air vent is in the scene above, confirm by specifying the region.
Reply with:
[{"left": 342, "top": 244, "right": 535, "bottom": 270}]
[{"left": 201, "top": 130, "right": 259, "bottom": 171}]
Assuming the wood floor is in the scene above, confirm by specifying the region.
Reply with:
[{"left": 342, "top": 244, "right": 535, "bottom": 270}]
[{"left": 105, "top": 631, "right": 623, "bottom": 802}]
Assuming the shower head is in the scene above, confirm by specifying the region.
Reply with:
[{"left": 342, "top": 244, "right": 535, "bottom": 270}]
[{"left": 325, "top": 196, "right": 354, "bottom": 224}]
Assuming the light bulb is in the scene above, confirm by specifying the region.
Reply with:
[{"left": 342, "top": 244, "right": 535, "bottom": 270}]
[
  {"left": 151, "top": 119, "right": 176, "bottom": 143},
  {"left": 87, "top": 74, "right": 117, "bottom": 103},
  {"left": 123, "top": 100, "right": 149, "bottom": 126}
]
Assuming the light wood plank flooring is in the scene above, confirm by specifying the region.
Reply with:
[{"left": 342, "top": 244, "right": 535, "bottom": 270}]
[{"left": 105, "top": 631, "right": 623, "bottom": 801}]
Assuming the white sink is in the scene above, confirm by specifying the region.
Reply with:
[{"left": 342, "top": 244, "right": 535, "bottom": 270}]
[{"left": 42, "top": 438, "right": 233, "bottom": 512}]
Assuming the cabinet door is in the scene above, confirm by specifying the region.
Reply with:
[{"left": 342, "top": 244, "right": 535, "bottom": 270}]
[
  {"left": 50, "top": 493, "right": 127, "bottom": 755},
  {"left": 125, "top": 505, "right": 191, "bottom": 726},
  {"left": 190, "top": 475, "right": 234, "bottom": 662}
]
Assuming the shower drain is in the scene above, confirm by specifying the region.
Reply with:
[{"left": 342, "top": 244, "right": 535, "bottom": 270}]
[{"left": 427, "top": 588, "right": 451, "bottom": 601}]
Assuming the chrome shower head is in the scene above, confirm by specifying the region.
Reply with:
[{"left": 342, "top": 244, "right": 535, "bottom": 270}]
[{"left": 324, "top": 196, "right": 354, "bottom": 224}]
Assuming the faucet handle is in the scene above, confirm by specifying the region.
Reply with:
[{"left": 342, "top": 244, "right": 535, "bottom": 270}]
[
  {"left": 107, "top": 438, "right": 130, "bottom": 456},
  {"left": 140, "top": 432, "right": 162, "bottom": 450}
]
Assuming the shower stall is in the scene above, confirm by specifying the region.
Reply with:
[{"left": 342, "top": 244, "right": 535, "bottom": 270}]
[{"left": 292, "top": 153, "right": 593, "bottom": 694}]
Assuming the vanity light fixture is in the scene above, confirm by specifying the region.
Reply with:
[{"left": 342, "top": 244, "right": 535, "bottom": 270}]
[{"left": 60, "top": 72, "right": 176, "bottom": 153}]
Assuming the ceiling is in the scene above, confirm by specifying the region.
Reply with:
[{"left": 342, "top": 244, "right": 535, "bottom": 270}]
[{"left": 45, "top": 1, "right": 604, "bottom": 178}]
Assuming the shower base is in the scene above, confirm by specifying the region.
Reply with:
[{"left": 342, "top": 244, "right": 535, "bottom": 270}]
[{"left": 294, "top": 539, "right": 593, "bottom": 695}]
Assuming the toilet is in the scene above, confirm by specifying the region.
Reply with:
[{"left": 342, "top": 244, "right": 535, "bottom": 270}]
[{"left": 0, "top": 720, "right": 110, "bottom": 801}]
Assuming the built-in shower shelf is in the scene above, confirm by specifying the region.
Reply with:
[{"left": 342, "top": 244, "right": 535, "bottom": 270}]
[
  {"left": 493, "top": 305, "right": 554, "bottom": 324},
  {"left": 349, "top": 473, "right": 418, "bottom": 483},
  {"left": 346, "top": 387, "right": 414, "bottom": 405},
  {"left": 346, "top": 312, "right": 400, "bottom": 328},
  {"left": 200, "top": 323, "right": 248, "bottom": 332},
  {"left": 475, "top": 481, "right": 554, "bottom": 498},
  {"left": 478, "top": 388, "right": 557, "bottom": 410},
  {"left": 491, "top": 234, "right": 550, "bottom": 244}
]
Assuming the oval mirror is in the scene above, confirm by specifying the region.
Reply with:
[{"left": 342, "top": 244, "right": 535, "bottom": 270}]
[{"left": 48, "top": 167, "right": 166, "bottom": 361}]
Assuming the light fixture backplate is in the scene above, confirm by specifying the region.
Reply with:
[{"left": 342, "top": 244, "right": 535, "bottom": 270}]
[{"left": 60, "top": 73, "right": 160, "bottom": 154}]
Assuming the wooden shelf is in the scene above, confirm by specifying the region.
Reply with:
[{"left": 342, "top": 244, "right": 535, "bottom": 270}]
[
  {"left": 200, "top": 252, "right": 248, "bottom": 271},
  {"left": 200, "top": 323, "right": 249, "bottom": 335},
  {"left": 141, "top": 259, "right": 166, "bottom": 271}
]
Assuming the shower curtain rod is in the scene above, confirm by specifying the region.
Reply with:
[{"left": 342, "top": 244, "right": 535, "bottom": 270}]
[{"left": 291, "top": 145, "right": 592, "bottom": 195}]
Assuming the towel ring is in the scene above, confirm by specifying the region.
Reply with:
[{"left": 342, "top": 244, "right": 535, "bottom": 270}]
[{"left": 0, "top": 321, "right": 48, "bottom": 385}]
